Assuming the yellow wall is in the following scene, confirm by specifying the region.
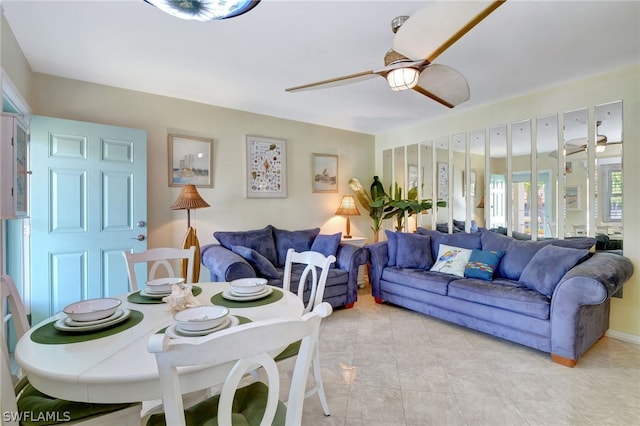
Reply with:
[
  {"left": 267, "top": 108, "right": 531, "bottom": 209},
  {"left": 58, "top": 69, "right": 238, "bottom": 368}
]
[{"left": 376, "top": 66, "right": 640, "bottom": 341}]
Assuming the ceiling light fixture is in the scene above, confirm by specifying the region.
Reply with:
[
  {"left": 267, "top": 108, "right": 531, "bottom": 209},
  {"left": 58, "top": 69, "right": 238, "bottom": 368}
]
[
  {"left": 144, "top": 0, "right": 261, "bottom": 21},
  {"left": 386, "top": 67, "right": 420, "bottom": 91}
]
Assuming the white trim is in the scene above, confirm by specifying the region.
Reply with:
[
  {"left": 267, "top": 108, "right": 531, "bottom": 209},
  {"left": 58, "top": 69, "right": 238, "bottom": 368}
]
[
  {"left": 605, "top": 329, "right": 640, "bottom": 346},
  {"left": 1, "top": 67, "right": 32, "bottom": 122}
]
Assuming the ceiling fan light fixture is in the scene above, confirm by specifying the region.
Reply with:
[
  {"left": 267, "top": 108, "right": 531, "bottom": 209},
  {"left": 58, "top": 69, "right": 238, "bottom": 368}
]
[
  {"left": 386, "top": 67, "right": 420, "bottom": 91},
  {"left": 144, "top": 0, "right": 261, "bottom": 21}
]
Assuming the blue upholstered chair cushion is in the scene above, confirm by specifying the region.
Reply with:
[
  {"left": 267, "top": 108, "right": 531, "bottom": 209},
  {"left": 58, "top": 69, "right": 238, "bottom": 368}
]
[
  {"left": 519, "top": 245, "right": 590, "bottom": 296},
  {"left": 310, "top": 232, "right": 342, "bottom": 262},
  {"left": 465, "top": 249, "right": 505, "bottom": 281},
  {"left": 214, "top": 225, "right": 278, "bottom": 266},
  {"left": 384, "top": 230, "right": 398, "bottom": 266},
  {"left": 430, "top": 244, "right": 473, "bottom": 277},
  {"left": 395, "top": 232, "right": 432, "bottom": 269},
  {"left": 230, "top": 245, "right": 279, "bottom": 279},
  {"left": 273, "top": 227, "right": 320, "bottom": 266}
]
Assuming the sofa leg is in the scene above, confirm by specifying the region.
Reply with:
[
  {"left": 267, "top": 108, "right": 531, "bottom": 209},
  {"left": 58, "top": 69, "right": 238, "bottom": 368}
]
[
  {"left": 344, "top": 303, "right": 354, "bottom": 309},
  {"left": 374, "top": 297, "right": 383, "bottom": 304},
  {"left": 551, "top": 354, "right": 577, "bottom": 368}
]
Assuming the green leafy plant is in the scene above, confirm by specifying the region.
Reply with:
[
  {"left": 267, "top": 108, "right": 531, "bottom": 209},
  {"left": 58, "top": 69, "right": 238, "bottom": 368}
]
[
  {"left": 349, "top": 176, "right": 389, "bottom": 240},
  {"left": 385, "top": 184, "right": 447, "bottom": 231}
]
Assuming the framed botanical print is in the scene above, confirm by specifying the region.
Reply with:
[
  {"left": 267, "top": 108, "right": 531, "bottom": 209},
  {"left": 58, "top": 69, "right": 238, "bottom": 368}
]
[
  {"left": 246, "top": 135, "right": 287, "bottom": 198},
  {"left": 312, "top": 154, "right": 338, "bottom": 193},
  {"left": 437, "top": 162, "right": 449, "bottom": 199}
]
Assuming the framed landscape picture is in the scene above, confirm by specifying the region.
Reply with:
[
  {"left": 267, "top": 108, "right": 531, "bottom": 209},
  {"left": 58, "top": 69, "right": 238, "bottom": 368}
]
[
  {"left": 246, "top": 135, "right": 287, "bottom": 198},
  {"left": 168, "top": 134, "right": 213, "bottom": 187},
  {"left": 312, "top": 154, "right": 338, "bottom": 193}
]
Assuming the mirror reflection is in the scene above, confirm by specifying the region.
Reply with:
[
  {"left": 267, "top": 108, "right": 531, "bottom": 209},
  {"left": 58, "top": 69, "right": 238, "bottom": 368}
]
[
  {"left": 470, "top": 130, "right": 485, "bottom": 229},
  {"left": 512, "top": 119, "right": 532, "bottom": 238},
  {"left": 420, "top": 141, "right": 434, "bottom": 230},
  {"left": 435, "top": 137, "right": 450, "bottom": 232},
  {"left": 489, "top": 124, "right": 507, "bottom": 231},
  {"left": 563, "top": 108, "right": 589, "bottom": 238},
  {"left": 451, "top": 133, "right": 466, "bottom": 232},
  {"left": 536, "top": 114, "right": 559, "bottom": 238}
]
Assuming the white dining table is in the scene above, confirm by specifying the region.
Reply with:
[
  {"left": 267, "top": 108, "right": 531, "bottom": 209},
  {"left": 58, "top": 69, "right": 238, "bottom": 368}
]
[{"left": 14, "top": 283, "right": 303, "bottom": 404}]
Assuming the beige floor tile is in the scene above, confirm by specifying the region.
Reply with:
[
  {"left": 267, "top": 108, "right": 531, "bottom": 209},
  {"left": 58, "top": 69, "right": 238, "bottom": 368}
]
[
  {"left": 402, "top": 390, "right": 467, "bottom": 426},
  {"left": 346, "top": 384, "right": 406, "bottom": 422},
  {"left": 454, "top": 393, "right": 527, "bottom": 425}
]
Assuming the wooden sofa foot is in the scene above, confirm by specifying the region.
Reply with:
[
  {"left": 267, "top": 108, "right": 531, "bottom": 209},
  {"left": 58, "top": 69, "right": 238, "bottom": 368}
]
[
  {"left": 344, "top": 303, "right": 354, "bottom": 309},
  {"left": 374, "top": 297, "right": 383, "bottom": 304},
  {"left": 551, "top": 354, "right": 577, "bottom": 367}
]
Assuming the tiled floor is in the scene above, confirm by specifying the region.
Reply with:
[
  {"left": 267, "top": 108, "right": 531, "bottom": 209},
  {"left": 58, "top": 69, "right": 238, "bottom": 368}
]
[{"left": 300, "top": 287, "right": 640, "bottom": 425}]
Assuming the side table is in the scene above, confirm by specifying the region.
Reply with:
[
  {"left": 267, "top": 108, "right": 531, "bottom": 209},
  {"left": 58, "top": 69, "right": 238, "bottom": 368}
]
[{"left": 341, "top": 236, "right": 367, "bottom": 288}]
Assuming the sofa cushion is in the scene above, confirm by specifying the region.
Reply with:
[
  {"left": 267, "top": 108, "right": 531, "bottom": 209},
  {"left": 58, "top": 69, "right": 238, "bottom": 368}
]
[
  {"left": 385, "top": 230, "right": 398, "bottom": 266},
  {"left": 230, "top": 245, "right": 279, "bottom": 279},
  {"left": 448, "top": 278, "right": 551, "bottom": 320},
  {"left": 214, "top": 225, "right": 278, "bottom": 266},
  {"left": 381, "top": 267, "right": 456, "bottom": 296},
  {"left": 310, "top": 232, "right": 342, "bottom": 260},
  {"left": 481, "top": 230, "right": 595, "bottom": 281},
  {"left": 395, "top": 232, "right": 432, "bottom": 269},
  {"left": 273, "top": 227, "right": 320, "bottom": 267},
  {"left": 430, "top": 244, "right": 473, "bottom": 277},
  {"left": 417, "top": 227, "right": 482, "bottom": 262},
  {"left": 519, "top": 245, "right": 590, "bottom": 296},
  {"left": 465, "top": 249, "right": 505, "bottom": 281}
]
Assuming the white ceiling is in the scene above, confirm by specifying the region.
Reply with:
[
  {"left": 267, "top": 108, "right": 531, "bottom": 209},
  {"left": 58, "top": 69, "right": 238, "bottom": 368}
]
[{"left": 3, "top": 0, "right": 639, "bottom": 135}]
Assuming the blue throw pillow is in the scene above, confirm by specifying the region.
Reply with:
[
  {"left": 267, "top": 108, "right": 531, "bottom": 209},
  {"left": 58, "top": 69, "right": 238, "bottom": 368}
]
[
  {"left": 214, "top": 225, "right": 278, "bottom": 266},
  {"left": 519, "top": 245, "right": 590, "bottom": 297},
  {"left": 465, "top": 249, "right": 505, "bottom": 281},
  {"left": 384, "top": 230, "right": 398, "bottom": 266},
  {"left": 230, "top": 245, "right": 279, "bottom": 279},
  {"left": 273, "top": 227, "right": 321, "bottom": 267},
  {"left": 311, "top": 233, "right": 342, "bottom": 261},
  {"left": 395, "top": 232, "right": 432, "bottom": 269},
  {"left": 417, "top": 227, "right": 482, "bottom": 263}
]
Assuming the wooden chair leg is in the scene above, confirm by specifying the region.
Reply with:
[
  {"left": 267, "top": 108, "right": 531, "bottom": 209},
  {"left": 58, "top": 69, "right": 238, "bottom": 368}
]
[{"left": 551, "top": 354, "right": 577, "bottom": 368}]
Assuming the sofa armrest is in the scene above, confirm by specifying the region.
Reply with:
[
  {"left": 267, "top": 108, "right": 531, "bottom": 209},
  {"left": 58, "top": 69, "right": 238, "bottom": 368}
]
[
  {"left": 550, "top": 252, "right": 634, "bottom": 363},
  {"left": 201, "top": 244, "right": 256, "bottom": 282},
  {"left": 335, "top": 243, "right": 369, "bottom": 306},
  {"left": 365, "top": 242, "right": 389, "bottom": 299}
]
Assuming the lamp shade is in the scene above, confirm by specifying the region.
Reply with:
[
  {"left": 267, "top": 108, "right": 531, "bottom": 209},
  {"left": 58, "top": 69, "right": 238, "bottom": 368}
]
[
  {"left": 335, "top": 195, "right": 361, "bottom": 216},
  {"left": 476, "top": 196, "right": 485, "bottom": 209},
  {"left": 386, "top": 67, "right": 420, "bottom": 91},
  {"left": 170, "top": 184, "right": 210, "bottom": 211}
]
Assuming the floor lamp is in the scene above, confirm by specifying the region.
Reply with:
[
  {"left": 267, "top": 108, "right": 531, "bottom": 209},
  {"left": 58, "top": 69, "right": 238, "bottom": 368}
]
[{"left": 170, "top": 184, "right": 210, "bottom": 282}]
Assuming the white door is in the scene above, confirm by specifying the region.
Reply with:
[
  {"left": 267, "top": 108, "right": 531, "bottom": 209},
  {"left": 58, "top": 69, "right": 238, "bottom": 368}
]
[{"left": 29, "top": 116, "right": 147, "bottom": 324}]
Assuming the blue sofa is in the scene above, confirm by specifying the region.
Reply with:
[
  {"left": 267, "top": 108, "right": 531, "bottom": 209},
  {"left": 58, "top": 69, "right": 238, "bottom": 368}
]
[
  {"left": 201, "top": 225, "right": 368, "bottom": 309},
  {"left": 367, "top": 228, "right": 634, "bottom": 367}
]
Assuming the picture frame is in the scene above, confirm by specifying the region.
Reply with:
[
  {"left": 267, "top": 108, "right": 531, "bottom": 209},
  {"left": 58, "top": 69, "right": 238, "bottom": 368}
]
[
  {"left": 246, "top": 135, "right": 287, "bottom": 198},
  {"left": 312, "top": 153, "right": 338, "bottom": 193},
  {"left": 437, "top": 162, "right": 449, "bottom": 199},
  {"left": 408, "top": 164, "right": 419, "bottom": 191},
  {"left": 168, "top": 134, "right": 214, "bottom": 187},
  {"left": 566, "top": 185, "right": 581, "bottom": 210}
]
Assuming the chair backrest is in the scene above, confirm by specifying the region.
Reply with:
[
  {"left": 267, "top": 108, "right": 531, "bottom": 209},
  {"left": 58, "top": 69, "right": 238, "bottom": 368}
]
[
  {"left": 1, "top": 275, "right": 30, "bottom": 422},
  {"left": 148, "top": 305, "right": 324, "bottom": 426},
  {"left": 282, "top": 249, "right": 336, "bottom": 313},
  {"left": 123, "top": 246, "right": 195, "bottom": 291}
]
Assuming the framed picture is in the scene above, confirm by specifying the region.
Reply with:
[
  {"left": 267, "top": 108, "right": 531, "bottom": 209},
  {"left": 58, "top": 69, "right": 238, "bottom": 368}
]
[
  {"left": 437, "top": 162, "right": 449, "bottom": 199},
  {"left": 312, "top": 154, "right": 338, "bottom": 193},
  {"left": 168, "top": 134, "right": 214, "bottom": 187},
  {"left": 246, "top": 135, "right": 287, "bottom": 198},
  {"left": 566, "top": 185, "right": 581, "bottom": 210}
]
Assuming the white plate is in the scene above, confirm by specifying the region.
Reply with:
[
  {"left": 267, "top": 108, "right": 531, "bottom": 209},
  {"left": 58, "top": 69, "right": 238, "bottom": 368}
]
[
  {"left": 230, "top": 286, "right": 271, "bottom": 298},
  {"left": 147, "top": 277, "right": 184, "bottom": 287},
  {"left": 222, "top": 287, "right": 273, "bottom": 301},
  {"left": 64, "top": 308, "right": 124, "bottom": 327},
  {"left": 229, "top": 278, "right": 268, "bottom": 294},
  {"left": 54, "top": 309, "right": 131, "bottom": 332},
  {"left": 166, "top": 315, "right": 239, "bottom": 338},
  {"left": 144, "top": 287, "right": 172, "bottom": 295},
  {"left": 139, "top": 289, "right": 170, "bottom": 299}
]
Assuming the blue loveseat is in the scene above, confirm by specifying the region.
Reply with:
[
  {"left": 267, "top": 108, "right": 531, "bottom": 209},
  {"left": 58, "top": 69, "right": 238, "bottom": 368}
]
[
  {"left": 367, "top": 228, "right": 634, "bottom": 367},
  {"left": 201, "top": 225, "right": 368, "bottom": 309}
]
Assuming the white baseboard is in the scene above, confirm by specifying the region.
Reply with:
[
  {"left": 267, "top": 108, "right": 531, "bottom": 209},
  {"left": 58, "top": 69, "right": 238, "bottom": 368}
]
[{"left": 605, "top": 329, "right": 640, "bottom": 345}]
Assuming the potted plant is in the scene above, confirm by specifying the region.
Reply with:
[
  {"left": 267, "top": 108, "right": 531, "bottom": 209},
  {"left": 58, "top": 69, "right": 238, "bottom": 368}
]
[{"left": 349, "top": 176, "right": 389, "bottom": 242}]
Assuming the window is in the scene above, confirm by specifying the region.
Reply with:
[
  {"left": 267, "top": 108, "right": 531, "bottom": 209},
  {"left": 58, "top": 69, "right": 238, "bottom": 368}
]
[{"left": 601, "top": 164, "right": 622, "bottom": 222}]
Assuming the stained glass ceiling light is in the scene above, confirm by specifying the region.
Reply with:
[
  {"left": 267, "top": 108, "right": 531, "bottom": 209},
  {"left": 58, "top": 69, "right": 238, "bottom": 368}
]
[{"left": 144, "top": 0, "right": 261, "bottom": 21}]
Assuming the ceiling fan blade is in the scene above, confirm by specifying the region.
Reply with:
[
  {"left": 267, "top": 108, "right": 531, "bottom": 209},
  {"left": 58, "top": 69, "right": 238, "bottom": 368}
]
[
  {"left": 393, "top": 0, "right": 506, "bottom": 62},
  {"left": 412, "top": 64, "right": 470, "bottom": 108},
  {"left": 285, "top": 70, "right": 377, "bottom": 92}
]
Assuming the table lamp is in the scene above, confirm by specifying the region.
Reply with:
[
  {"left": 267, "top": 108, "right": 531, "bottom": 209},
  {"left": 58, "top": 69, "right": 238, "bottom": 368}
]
[
  {"left": 170, "top": 184, "right": 210, "bottom": 282},
  {"left": 335, "top": 195, "right": 360, "bottom": 238}
]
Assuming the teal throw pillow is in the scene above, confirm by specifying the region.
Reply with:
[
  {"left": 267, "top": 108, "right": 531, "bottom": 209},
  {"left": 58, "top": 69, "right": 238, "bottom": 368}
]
[
  {"left": 230, "top": 245, "right": 279, "bottom": 279},
  {"left": 465, "top": 249, "right": 505, "bottom": 281}
]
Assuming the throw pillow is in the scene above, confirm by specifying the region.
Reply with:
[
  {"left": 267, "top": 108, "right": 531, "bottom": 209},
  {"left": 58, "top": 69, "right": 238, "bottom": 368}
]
[
  {"left": 395, "top": 232, "right": 432, "bottom": 269},
  {"left": 430, "top": 244, "right": 473, "bottom": 277},
  {"left": 311, "top": 232, "right": 342, "bottom": 261},
  {"left": 465, "top": 249, "right": 505, "bottom": 281},
  {"left": 417, "top": 227, "right": 482, "bottom": 263},
  {"left": 385, "top": 230, "right": 398, "bottom": 266},
  {"left": 230, "top": 245, "right": 279, "bottom": 279},
  {"left": 214, "top": 225, "right": 278, "bottom": 266},
  {"left": 273, "top": 227, "right": 321, "bottom": 267},
  {"left": 519, "top": 245, "right": 590, "bottom": 297}
]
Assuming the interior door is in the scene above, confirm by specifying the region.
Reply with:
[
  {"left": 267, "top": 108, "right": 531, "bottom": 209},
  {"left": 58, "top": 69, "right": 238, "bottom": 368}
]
[{"left": 29, "top": 116, "right": 147, "bottom": 324}]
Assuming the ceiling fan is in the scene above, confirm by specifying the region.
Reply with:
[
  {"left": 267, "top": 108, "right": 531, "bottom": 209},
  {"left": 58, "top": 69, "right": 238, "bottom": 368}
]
[
  {"left": 285, "top": 0, "right": 506, "bottom": 108},
  {"left": 551, "top": 121, "right": 622, "bottom": 158}
]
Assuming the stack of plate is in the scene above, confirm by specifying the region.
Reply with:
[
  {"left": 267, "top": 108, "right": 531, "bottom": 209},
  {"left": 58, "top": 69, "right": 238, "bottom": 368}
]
[
  {"left": 140, "top": 277, "right": 184, "bottom": 299},
  {"left": 55, "top": 298, "right": 130, "bottom": 332},
  {"left": 168, "top": 305, "right": 236, "bottom": 338},
  {"left": 223, "top": 278, "right": 272, "bottom": 301}
]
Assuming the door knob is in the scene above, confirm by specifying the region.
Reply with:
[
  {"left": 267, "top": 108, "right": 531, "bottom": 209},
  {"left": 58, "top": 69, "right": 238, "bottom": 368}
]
[
  {"left": 137, "top": 221, "right": 146, "bottom": 228},
  {"left": 131, "top": 234, "right": 145, "bottom": 241}
]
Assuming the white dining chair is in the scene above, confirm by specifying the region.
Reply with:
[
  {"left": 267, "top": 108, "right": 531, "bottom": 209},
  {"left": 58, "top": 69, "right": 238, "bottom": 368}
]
[
  {"left": 146, "top": 304, "right": 327, "bottom": 426},
  {"left": 278, "top": 248, "right": 336, "bottom": 416},
  {"left": 123, "top": 246, "right": 195, "bottom": 291},
  {"left": 1, "top": 275, "right": 141, "bottom": 426}
]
